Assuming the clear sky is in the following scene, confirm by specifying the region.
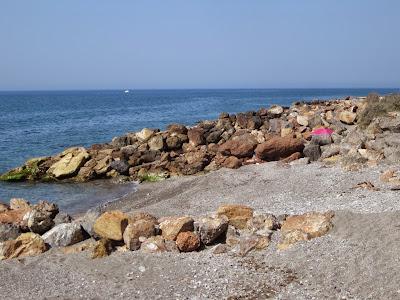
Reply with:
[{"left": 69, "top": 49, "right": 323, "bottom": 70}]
[{"left": 1, "top": 0, "right": 399, "bottom": 90}]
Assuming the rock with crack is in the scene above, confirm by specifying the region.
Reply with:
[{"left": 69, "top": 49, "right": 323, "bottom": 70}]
[{"left": 278, "top": 211, "right": 334, "bottom": 250}]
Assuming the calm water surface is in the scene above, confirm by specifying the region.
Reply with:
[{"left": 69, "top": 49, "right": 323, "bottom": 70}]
[{"left": 0, "top": 88, "right": 398, "bottom": 212}]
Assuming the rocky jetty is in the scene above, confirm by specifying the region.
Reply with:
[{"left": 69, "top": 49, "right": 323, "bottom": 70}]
[
  {"left": 0, "top": 197, "right": 334, "bottom": 260},
  {"left": 3, "top": 93, "right": 400, "bottom": 183}
]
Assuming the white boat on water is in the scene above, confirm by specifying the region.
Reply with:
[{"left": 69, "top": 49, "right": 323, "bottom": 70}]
[{"left": 124, "top": 89, "right": 130, "bottom": 94}]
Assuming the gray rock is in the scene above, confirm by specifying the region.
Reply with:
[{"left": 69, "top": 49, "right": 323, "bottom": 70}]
[
  {"left": 26, "top": 209, "right": 55, "bottom": 234},
  {"left": 0, "top": 223, "right": 20, "bottom": 242},
  {"left": 110, "top": 160, "right": 130, "bottom": 175},
  {"left": 194, "top": 216, "right": 228, "bottom": 245},
  {"left": 42, "top": 223, "right": 85, "bottom": 247},
  {"left": 303, "top": 144, "right": 321, "bottom": 161},
  {"left": 320, "top": 145, "right": 340, "bottom": 159},
  {"left": 54, "top": 213, "right": 72, "bottom": 225},
  {"left": 78, "top": 206, "right": 103, "bottom": 237}
]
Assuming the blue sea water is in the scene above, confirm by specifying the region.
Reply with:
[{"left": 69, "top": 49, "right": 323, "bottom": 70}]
[{"left": 0, "top": 88, "right": 398, "bottom": 212}]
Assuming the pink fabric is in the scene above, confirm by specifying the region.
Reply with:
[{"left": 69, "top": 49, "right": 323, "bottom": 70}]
[{"left": 312, "top": 128, "right": 334, "bottom": 136}]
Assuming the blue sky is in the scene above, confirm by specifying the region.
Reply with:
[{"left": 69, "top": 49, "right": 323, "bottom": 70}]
[{"left": 0, "top": 0, "right": 399, "bottom": 90}]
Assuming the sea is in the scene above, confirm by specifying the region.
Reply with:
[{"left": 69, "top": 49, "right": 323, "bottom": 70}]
[{"left": 0, "top": 88, "right": 398, "bottom": 213}]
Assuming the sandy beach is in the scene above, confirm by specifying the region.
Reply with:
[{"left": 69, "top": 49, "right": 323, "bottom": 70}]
[{"left": 1, "top": 162, "right": 399, "bottom": 299}]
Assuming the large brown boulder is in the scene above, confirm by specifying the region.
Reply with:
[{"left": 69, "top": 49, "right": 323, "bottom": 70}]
[
  {"left": 218, "top": 135, "right": 257, "bottom": 158},
  {"left": 0, "top": 233, "right": 47, "bottom": 260},
  {"left": 159, "top": 216, "right": 194, "bottom": 241},
  {"left": 255, "top": 136, "right": 304, "bottom": 161},
  {"left": 93, "top": 211, "right": 129, "bottom": 241},
  {"left": 188, "top": 127, "right": 206, "bottom": 147},
  {"left": 278, "top": 211, "right": 334, "bottom": 250},
  {"left": 217, "top": 204, "right": 254, "bottom": 229},
  {"left": 123, "top": 220, "right": 156, "bottom": 250}
]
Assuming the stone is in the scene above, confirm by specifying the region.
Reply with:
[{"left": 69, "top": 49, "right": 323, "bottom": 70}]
[
  {"left": 110, "top": 160, "right": 130, "bottom": 175},
  {"left": 339, "top": 111, "right": 357, "bottom": 125},
  {"left": 280, "top": 152, "right": 302, "bottom": 164},
  {"left": 0, "top": 223, "right": 20, "bottom": 242},
  {"left": 42, "top": 223, "right": 85, "bottom": 247},
  {"left": 91, "top": 238, "right": 112, "bottom": 259},
  {"left": 238, "top": 235, "right": 261, "bottom": 257},
  {"left": 77, "top": 207, "right": 103, "bottom": 237},
  {"left": 358, "top": 149, "right": 384, "bottom": 161},
  {"left": 0, "top": 203, "right": 8, "bottom": 213},
  {"left": 247, "top": 214, "right": 279, "bottom": 231},
  {"left": 159, "top": 216, "right": 194, "bottom": 241},
  {"left": 311, "top": 134, "right": 332, "bottom": 146},
  {"left": 167, "top": 124, "right": 188, "bottom": 135},
  {"left": 93, "top": 211, "right": 129, "bottom": 241},
  {"left": 221, "top": 156, "right": 242, "bottom": 169},
  {"left": 148, "top": 135, "right": 164, "bottom": 151},
  {"left": 206, "top": 130, "right": 223, "bottom": 144},
  {"left": 278, "top": 211, "right": 334, "bottom": 250},
  {"left": 188, "top": 127, "right": 206, "bottom": 146},
  {"left": 0, "top": 208, "right": 30, "bottom": 227},
  {"left": 217, "top": 204, "right": 253, "bottom": 229},
  {"left": 0, "top": 233, "right": 47, "bottom": 260},
  {"left": 128, "top": 212, "right": 158, "bottom": 225},
  {"left": 281, "top": 127, "right": 293, "bottom": 137},
  {"left": 297, "top": 115, "right": 309, "bottom": 126},
  {"left": 255, "top": 136, "right": 304, "bottom": 161},
  {"left": 176, "top": 231, "right": 200, "bottom": 252},
  {"left": 212, "top": 244, "right": 230, "bottom": 255},
  {"left": 26, "top": 209, "right": 55, "bottom": 234},
  {"left": 123, "top": 220, "right": 156, "bottom": 251},
  {"left": 93, "top": 156, "right": 112, "bottom": 175},
  {"left": 33, "top": 201, "right": 59, "bottom": 219},
  {"left": 166, "top": 135, "right": 184, "bottom": 150},
  {"left": 53, "top": 212, "right": 72, "bottom": 225},
  {"left": 111, "top": 135, "right": 128, "bottom": 147},
  {"left": 9, "top": 198, "right": 30, "bottom": 210},
  {"left": 62, "top": 239, "right": 96, "bottom": 255},
  {"left": 268, "top": 105, "right": 284, "bottom": 117},
  {"left": 136, "top": 128, "right": 155, "bottom": 142},
  {"left": 225, "top": 225, "right": 240, "bottom": 247},
  {"left": 47, "top": 148, "right": 89, "bottom": 178},
  {"left": 218, "top": 136, "right": 257, "bottom": 158},
  {"left": 195, "top": 216, "right": 229, "bottom": 245},
  {"left": 140, "top": 236, "right": 167, "bottom": 253},
  {"left": 303, "top": 144, "right": 321, "bottom": 161}
]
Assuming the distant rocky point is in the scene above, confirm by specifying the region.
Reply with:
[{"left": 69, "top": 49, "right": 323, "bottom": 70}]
[{"left": 2, "top": 93, "right": 400, "bottom": 183}]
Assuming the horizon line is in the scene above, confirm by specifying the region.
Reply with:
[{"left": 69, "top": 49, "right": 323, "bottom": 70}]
[{"left": 0, "top": 87, "right": 399, "bottom": 93}]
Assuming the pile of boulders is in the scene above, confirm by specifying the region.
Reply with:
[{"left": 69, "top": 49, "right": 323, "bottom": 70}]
[
  {"left": 2, "top": 94, "right": 400, "bottom": 183},
  {"left": 0, "top": 199, "right": 334, "bottom": 260}
]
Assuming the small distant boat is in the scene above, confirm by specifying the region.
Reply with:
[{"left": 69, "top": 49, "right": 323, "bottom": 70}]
[{"left": 124, "top": 89, "right": 130, "bottom": 94}]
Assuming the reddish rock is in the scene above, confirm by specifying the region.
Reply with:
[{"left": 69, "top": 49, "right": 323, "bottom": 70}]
[
  {"left": 222, "top": 156, "right": 242, "bottom": 169},
  {"left": 176, "top": 231, "right": 201, "bottom": 252},
  {"left": 0, "top": 209, "right": 30, "bottom": 227},
  {"left": 187, "top": 127, "right": 206, "bottom": 147},
  {"left": 167, "top": 124, "right": 188, "bottom": 135},
  {"left": 218, "top": 136, "right": 257, "bottom": 158},
  {"left": 217, "top": 204, "right": 254, "bottom": 229},
  {"left": 280, "top": 152, "right": 302, "bottom": 163},
  {"left": 255, "top": 136, "right": 304, "bottom": 161}
]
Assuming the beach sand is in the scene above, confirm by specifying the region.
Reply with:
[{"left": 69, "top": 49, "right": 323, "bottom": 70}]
[{"left": 1, "top": 162, "right": 399, "bottom": 299}]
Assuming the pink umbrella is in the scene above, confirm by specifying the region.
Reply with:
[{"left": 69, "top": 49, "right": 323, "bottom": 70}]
[{"left": 312, "top": 128, "right": 334, "bottom": 136}]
